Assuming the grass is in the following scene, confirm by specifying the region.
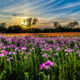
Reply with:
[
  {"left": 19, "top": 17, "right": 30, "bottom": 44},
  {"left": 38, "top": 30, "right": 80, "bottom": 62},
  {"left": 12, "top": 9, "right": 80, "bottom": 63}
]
[{"left": 0, "top": 35, "right": 80, "bottom": 80}]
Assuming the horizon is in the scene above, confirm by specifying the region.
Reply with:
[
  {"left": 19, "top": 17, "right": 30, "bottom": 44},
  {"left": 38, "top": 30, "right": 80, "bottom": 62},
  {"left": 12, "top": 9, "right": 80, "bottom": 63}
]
[{"left": 0, "top": 0, "right": 80, "bottom": 28}]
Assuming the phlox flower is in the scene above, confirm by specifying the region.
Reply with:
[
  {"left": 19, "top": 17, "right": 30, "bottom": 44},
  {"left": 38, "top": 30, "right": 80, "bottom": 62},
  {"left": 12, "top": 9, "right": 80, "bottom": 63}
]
[
  {"left": 42, "top": 53, "right": 49, "bottom": 58},
  {"left": 78, "top": 54, "right": 80, "bottom": 57},
  {"left": 6, "top": 57, "right": 13, "bottom": 61},
  {"left": 40, "top": 60, "right": 53, "bottom": 70},
  {"left": 0, "top": 53, "right": 4, "bottom": 57},
  {"left": 1, "top": 50, "right": 8, "bottom": 55}
]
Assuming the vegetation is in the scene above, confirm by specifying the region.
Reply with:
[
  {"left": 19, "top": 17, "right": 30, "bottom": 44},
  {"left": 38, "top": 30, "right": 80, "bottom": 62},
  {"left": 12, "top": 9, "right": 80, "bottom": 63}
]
[
  {"left": 23, "top": 17, "right": 38, "bottom": 27},
  {"left": 0, "top": 36, "right": 80, "bottom": 80},
  {"left": 0, "top": 20, "right": 80, "bottom": 33}
]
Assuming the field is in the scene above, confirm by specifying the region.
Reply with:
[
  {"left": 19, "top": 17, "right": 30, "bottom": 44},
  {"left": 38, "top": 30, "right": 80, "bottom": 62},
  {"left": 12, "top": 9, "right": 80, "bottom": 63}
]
[
  {"left": 1, "top": 32, "right": 80, "bottom": 37},
  {"left": 0, "top": 34, "right": 80, "bottom": 80}
]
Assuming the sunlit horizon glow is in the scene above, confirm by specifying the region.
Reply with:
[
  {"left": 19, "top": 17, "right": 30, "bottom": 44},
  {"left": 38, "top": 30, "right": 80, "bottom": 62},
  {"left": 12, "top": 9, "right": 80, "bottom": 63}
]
[{"left": 0, "top": 0, "right": 80, "bottom": 28}]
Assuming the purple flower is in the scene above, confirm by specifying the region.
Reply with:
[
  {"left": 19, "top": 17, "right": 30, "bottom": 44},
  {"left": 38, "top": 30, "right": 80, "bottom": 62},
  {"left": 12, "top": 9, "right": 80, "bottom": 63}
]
[
  {"left": 68, "top": 49, "right": 74, "bottom": 52},
  {"left": 75, "top": 45, "right": 78, "bottom": 49},
  {"left": 66, "top": 53, "right": 68, "bottom": 55},
  {"left": 42, "top": 53, "right": 49, "bottom": 58},
  {"left": 1, "top": 50, "right": 8, "bottom": 55},
  {"left": 40, "top": 60, "right": 53, "bottom": 70},
  {"left": 0, "top": 53, "right": 4, "bottom": 57},
  {"left": 56, "top": 47, "right": 60, "bottom": 51},
  {"left": 1, "top": 46, "right": 6, "bottom": 49},
  {"left": 26, "top": 52, "right": 30, "bottom": 55},
  {"left": 9, "top": 51, "right": 12, "bottom": 55},
  {"left": 41, "top": 48, "right": 45, "bottom": 51},
  {"left": 40, "top": 63, "right": 45, "bottom": 70},
  {"left": 21, "top": 47, "right": 27, "bottom": 51},
  {"left": 78, "top": 54, "right": 80, "bottom": 57},
  {"left": 13, "top": 52, "right": 17, "bottom": 55},
  {"left": 64, "top": 49, "right": 68, "bottom": 52},
  {"left": 76, "top": 50, "right": 79, "bottom": 54},
  {"left": 45, "top": 60, "right": 53, "bottom": 66},
  {"left": 6, "top": 57, "right": 13, "bottom": 61},
  {"left": 53, "top": 53, "right": 57, "bottom": 56}
]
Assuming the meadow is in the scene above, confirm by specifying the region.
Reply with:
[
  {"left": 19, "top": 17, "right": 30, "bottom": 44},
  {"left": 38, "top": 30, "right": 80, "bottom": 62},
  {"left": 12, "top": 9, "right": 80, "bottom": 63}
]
[{"left": 0, "top": 35, "right": 80, "bottom": 80}]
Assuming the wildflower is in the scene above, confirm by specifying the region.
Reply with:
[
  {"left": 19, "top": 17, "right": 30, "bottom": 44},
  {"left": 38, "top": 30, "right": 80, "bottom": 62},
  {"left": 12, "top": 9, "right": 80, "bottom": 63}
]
[
  {"left": 40, "top": 63, "right": 45, "bottom": 70},
  {"left": 64, "top": 49, "right": 68, "bottom": 52},
  {"left": 78, "top": 54, "right": 80, "bottom": 57},
  {"left": 21, "top": 47, "right": 27, "bottom": 51},
  {"left": 56, "top": 47, "right": 60, "bottom": 51},
  {"left": 1, "top": 50, "right": 8, "bottom": 55},
  {"left": 40, "top": 60, "right": 53, "bottom": 70},
  {"left": 1, "top": 46, "right": 6, "bottom": 49},
  {"left": 13, "top": 52, "right": 17, "bottom": 55},
  {"left": 42, "top": 53, "right": 49, "bottom": 58},
  {"left": 45, "top": 60, "right": 53, "bottom": 66},
  {"left": 26, "top": 52, "right": 30, "bottom": 55},
  {"left": 9, "top": 51, "right": 12, "bottom": 55},
  {"left": 0, "top": 53, "right": 4, "bottom": 57},
  {"left": 75, "top": 45, "right": 78, "bottom": 49},
  {"left": 68, "top": 49, "right": 74, "bottom": 52},
  {"left": 41, "top": 48, "right": 45, "bottom": 51},
  {"left": 66, "top": 53, "right": 68, "bottom": 55},
  {"left": 53, "top": 53, "right": 57, "bottom": 56},
  {"left": 6, "top": 57, "right": 13, "bottom": 61},
  {"left": 76, "top": 50, "right": 79, "bottom": 54}
]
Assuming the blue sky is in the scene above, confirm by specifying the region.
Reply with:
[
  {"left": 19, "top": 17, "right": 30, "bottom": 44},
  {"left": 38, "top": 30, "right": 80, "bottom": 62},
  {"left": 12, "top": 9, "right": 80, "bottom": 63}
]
[{"left": 0, "top": 0, "right": 80, "bottom": 27}]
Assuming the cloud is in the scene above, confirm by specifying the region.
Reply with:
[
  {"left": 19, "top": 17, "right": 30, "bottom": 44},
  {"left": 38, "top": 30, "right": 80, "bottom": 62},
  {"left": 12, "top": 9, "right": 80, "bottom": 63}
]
[{"left": 0, "top": 0, "right": 80, "bottom": 27}]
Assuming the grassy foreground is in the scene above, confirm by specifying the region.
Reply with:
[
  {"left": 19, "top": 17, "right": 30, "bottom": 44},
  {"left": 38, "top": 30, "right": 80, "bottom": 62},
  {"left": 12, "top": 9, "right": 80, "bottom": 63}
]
[{"left": 0, "top": 35, "right": 80, "bottom": 80}]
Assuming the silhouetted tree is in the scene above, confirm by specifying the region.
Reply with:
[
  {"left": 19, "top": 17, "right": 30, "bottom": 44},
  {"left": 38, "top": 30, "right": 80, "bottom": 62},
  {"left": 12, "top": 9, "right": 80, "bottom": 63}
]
[
  {"left": 7, "top": 25, "right": 22, "bottom": 33},
  {"left": 67, "top": 21, "right": 79, "bottom": 28},
  {"left": 53, "top": 22, "right": 60, "bottom": 28},
  {"left": 32, "top": 17, "right": 38, "bottom": 26},
  {"left": 26, "top": 17, "right": 32, "bottom": 27},
  {"left": 23, "top": 17, "right": 38, "bottom": 28},
  {"left": 0, "top": 22, "right": 6, "bottom": 33}
]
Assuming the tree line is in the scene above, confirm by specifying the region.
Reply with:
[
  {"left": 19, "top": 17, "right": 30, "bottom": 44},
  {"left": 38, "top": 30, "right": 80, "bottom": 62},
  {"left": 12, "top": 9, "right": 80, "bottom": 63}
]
[{"left": 0, "top": 18, "right": 80, "bottom": 33}]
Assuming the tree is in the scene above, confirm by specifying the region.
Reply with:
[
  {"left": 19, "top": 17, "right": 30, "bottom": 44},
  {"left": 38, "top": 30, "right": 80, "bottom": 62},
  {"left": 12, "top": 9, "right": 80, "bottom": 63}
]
[
  {"left": 26, "top": 17, "right": 32, "bottom": 27},
  {"left": 0, "top": 22, "right": 6, "bottom": 33},
  {"left": 7, "top": 25, "right": 22, "bottom": 33},
  {"left": 67, "top": 21, "right": 79, "bottom": 28},
  {"left": 32, "top": 17, "right": 38, "bottom": 26},
  {"left": 23, "top": 17, "right": 38, "bottom": 28},
  {"left": 53, "top": 22, "right": 60, "bottom": 28}
]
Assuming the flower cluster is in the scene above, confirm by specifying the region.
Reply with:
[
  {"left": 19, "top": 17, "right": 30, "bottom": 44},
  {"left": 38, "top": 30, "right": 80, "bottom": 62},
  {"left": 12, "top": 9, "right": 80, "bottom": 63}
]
[{"left": 40, "top": 60, "right": 54, "bottom": 70}]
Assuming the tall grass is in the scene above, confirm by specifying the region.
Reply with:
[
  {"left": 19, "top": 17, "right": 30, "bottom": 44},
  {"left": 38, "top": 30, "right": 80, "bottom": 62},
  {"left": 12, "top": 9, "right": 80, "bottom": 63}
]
[{"left": 0, "top": 36, "right": 80, "bottom": 80}]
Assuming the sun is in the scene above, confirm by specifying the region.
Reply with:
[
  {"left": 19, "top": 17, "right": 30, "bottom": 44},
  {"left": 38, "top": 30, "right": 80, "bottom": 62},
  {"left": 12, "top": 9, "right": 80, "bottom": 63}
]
[{"left": 22, "top": 20, "right": 27, "bottom": 26}]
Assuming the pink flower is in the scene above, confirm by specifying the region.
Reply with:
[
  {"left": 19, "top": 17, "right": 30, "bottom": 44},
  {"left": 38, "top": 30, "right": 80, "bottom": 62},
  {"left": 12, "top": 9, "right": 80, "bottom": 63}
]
[
  {"left": 76, "top": 51, "right": 79, "bottom": 54},
  {"left": 56, "top": 47, "right": 60, "bottom": 51},
  {"left": 45, "top": 60, "right": 53, "bottom": 66},
  {"left": 78, "top": 54, "right": 80, "bottom": 57},
  {"left": 45, "top": 66, "right": 50, "bottom": 70},
  {"left": 66, "top": 53, "right": 68, "bottom": 55},
  {"left": 6, "top": 57, "right": 13, "bottom": 61},
  {"left": 26, "top": 52, "right": 30, "bottom": 55},
  {"left": 40, "top": 60, "right": 53, "bottom": 70},
  {"left": 75, "top": 45, "right": 78, "bottom": 49},
  {"left": 21, "top": 47, "right": 27, "bottom": 51},
  {"left": 40, "top": 63, "right": 45, "bottom": 70},
  {"left": 1, "top": 50, "right": 8, "bottom": 55},
  {"left": 42, "top": 53, "right": 49, "bottom": 58},
  {"left": 0, "top": 53, "right": 4, "bottom": 57},
  {"left": 1, "top": 46, "right": 6, "bottom": 49}
]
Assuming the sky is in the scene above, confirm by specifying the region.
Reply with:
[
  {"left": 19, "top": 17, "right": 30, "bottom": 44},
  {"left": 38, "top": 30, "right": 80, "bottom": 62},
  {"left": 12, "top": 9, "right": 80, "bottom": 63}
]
[{"left": 0, "top": 0, "right": 80, "bottom": 28}]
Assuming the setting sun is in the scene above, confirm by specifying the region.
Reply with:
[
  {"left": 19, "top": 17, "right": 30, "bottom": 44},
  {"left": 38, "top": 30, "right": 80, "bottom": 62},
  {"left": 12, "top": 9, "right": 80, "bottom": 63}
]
[{"left": 22, "top": 20, "right": 27, "bottom": 26}]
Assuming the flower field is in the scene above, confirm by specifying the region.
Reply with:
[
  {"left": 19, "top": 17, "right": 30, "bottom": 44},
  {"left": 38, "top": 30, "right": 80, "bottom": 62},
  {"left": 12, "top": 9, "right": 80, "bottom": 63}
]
[{"left": 0, "top": 35, "right": 80, "bottom": 80}]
